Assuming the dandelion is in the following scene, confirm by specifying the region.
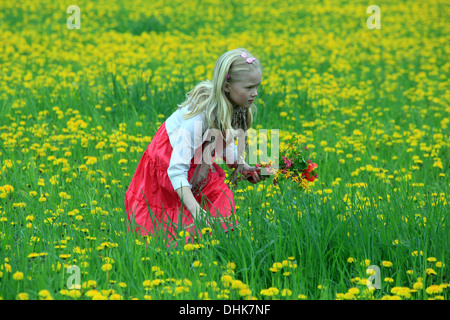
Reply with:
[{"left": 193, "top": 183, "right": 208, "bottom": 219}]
[
  {"left": 101, "top": 263, "right": 112, "bottom": 272},
  {"left": 426, "top": 268, "right": 437, "bottom": 276},
  {"left": 384, "top": 277, "right": 394, "bottom": 283},
  {"left": 341, "top": 292, "right": 355, "bottom": 300},
  {"left": 13, "top": 271, "right": 24, "bottom": 281},
  {"left": 391, "top": 287, "right": 411, "bottom": 299},
  {"left": 227, "top": 262, "right": 236, "bottom": 270},
  {"left": 109, "top": 294, "right": 122, "bottom": 300},
  {"left": 201, "top": 227, "right": 212, "bottom": 235},
  {"left": 174, "top": 286, "right": 189, "bottom": 295},
  {"left": 269, "top": 262, "right": 283, "bottom": 272},
  {"left": 16, "top": 293, "right": 29, "bottom": 300},
  {"left": 362, "top": 259, "right": 371, "bottom": 267},
  {"left": 425, "top": 285, "right": 443, "bottom": 295},
  {"left": 413, "top": 282, "right": 423, "bottom": 290},
  {"left": 231, "top": 280, "right": 246, "bottom": 290},
  {"left": 281, "top": 288, "right": 292, "bottom": 297},
  {"left": 152, "top": 279, "right": 164, "bottom": 287},
  {"left": 348, "top": 287, "right": 360, "bottom": 295},
  {"left": 221, "top": 275, "right": 233, "bottom": 284},
  {"left": 154, "top": 270, "right": 165, "bottom": 277},
  {"left": 39, "top": 290, "right": 53, "bottom": 300},
  {"left": 239, "top": 288, "right": 252, "bottom": 297},
  {"left": 179, "top": 230, "right": 190, "bottom": 238},
  {"left": 92, "top": 294, "right": 108, "bottom": 300},
  {"left": 82, "top": 280, "right": 97, "bottom": 289},
  {"left": 260, "top": 287, "right": 279, "bottom": 297},
  {"left": 382, "top": 260, "right": 393, "bottom": 268},
  {"left": 411, "top": 250, "right": 423, "bottom": 257},
  {"left": 68, "top": 290, "right": 82, "bottom": 298}
]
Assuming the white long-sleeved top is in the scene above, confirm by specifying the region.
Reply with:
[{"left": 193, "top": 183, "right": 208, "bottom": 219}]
[{"left": 165, "top": 107, "right": 238, "bottom": 191}]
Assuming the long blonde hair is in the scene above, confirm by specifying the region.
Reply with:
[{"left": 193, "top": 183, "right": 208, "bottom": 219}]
[{"left": 178, "top": 48, "right": 261, "bottom": 140}]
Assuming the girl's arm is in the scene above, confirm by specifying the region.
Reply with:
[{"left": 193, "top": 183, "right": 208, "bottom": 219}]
[{"left": 175, "top": 186, "right": 207, "bottom": 218}]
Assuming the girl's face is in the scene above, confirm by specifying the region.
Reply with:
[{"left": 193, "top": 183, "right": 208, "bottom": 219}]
[{"left": 225, "top": 68, "right": 262, "bottom": 109}]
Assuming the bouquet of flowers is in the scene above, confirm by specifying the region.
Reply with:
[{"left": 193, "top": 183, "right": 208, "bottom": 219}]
[{"left": 248, "top": 134, "right": 319, "bottom": 190}]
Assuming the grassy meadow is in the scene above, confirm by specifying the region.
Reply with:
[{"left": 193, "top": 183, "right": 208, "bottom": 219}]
[{"left": 0, "top": 0, "right": 449, "bottom": 301}]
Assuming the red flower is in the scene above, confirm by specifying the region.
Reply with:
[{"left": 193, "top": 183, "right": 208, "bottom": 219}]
[{"left": 301, "top": 162, "right": 318, "bottom": 182}]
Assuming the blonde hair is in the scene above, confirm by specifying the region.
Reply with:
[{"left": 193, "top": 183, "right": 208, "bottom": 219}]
[{"left": 178, "top": 48, "right": 261, "bottom": 140}]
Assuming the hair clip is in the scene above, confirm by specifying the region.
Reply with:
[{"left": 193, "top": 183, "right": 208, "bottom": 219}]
[{"left": 241, "top": 51, "right": 256, "bottom": 64}]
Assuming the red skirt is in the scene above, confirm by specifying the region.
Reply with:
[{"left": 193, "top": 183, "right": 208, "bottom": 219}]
[{"left": 124, "top": 122, "right": 236, "bottom": 243}]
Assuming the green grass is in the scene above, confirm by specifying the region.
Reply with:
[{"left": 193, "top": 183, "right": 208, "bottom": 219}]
[
  {"left": 0, "top": 0, "right": 448, "bottom": 301},
  {"left": 0, "top": 72, "right": 447, "bottom": 300}
]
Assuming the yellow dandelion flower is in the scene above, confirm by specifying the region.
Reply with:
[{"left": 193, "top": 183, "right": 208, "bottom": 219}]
[
  {"left": 92, "top": 294, "right": 108, "bottom": 300},
  {"left": 13, "top": 271, "right": 24, "bottom": 281},
  {"left": 68, "top": 290, "right": 81, "bottom": 298},
  {"left": 109, "top": 294, "right": 122, "bottom": 300},
  {"left": 239, "top": 288, "right": 252, "bottom": 297},
  {"left": 348, "top": 287, "right": 360, "bottom": 295},
  {"left": 39, "top": 290, "right": 53, "bottom": 300},
  {"left": 221, "top": 275, "right": 233, "bottom": 284},
  {"left": 382, "top": 260, "right": 393, "bottom": 268},
  {"left": 281, "top": 288, "right": 292, "bottom": 297},
  {"left": 260, "top": 287, "right": 279, "bottom": 297},
  {"left": 425, "top": 285, "right": 443, "bottom": 295},
  {"left": 179, "top": 230, "right": 190, "bottom": 238},
  {"left": 391, "top": 287, "right": 411, "bottom": 299},
  {"left": 192, "top": 261, "right": 202, "bottom": 268},
  {"left": 413, "top": 282, "right": 423, "bottom": 290},
  {"left": 101, "top": 263, "right": 112, "bottom": 272},
  {"left": 426, "top": 268, "right": 437, "bottom": 275},
  {"left": 16, "top": 293, "right": 29, "bottom": 300}
]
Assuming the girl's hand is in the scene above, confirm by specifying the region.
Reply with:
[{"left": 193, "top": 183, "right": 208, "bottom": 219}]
[{"left": 242, "top": 165, "right": 268, "bottom": 184}]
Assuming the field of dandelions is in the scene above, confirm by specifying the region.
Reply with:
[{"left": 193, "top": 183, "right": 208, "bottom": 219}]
[{"left": 0, "top": 0, "right": 448, "bottom": 301}]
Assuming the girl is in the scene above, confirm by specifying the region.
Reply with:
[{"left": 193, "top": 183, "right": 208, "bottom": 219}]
[{"left": 124, "top": 48, "right": 266, "bottom": 244}]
